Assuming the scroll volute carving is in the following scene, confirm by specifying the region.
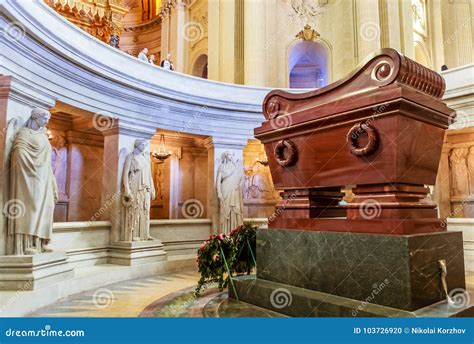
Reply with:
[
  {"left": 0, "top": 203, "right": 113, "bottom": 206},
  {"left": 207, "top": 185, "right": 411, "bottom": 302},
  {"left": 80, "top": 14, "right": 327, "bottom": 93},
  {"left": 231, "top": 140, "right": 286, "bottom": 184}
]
[
  {"left": 258, "top": 48, "right": 446, "bottom": 130},
  {"left": 264, "top": 96, "right": 287, "bottom": 120}
]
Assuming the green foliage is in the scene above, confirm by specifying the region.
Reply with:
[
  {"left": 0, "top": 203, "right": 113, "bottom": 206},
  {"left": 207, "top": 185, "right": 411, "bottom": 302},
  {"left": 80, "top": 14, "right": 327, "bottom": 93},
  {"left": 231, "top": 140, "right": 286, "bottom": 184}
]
[
  {"left": 229, "top": 224, "right": 257, "bottom": 275},
  {"left": 195, "top": 224, "right": 257, "bottom": 295}
]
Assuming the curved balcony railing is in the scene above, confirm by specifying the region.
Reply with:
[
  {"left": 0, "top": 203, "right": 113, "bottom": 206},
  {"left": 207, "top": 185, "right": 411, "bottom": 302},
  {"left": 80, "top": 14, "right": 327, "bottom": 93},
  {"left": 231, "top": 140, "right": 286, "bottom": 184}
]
[{"left": 0, "top": 0, "right": 281, "bottom": 144}]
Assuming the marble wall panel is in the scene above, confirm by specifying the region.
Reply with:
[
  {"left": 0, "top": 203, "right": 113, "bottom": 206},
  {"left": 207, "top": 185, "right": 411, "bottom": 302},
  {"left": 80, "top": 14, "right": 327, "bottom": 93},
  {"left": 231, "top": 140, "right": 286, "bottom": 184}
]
[{"left": 66, "top": 132, "right": 104, "bottom": 222}]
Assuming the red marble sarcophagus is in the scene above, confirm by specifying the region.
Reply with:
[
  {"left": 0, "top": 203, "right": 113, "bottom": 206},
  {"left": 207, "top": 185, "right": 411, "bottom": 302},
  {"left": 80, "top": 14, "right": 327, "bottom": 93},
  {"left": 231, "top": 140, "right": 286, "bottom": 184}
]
[{"left": 255, "top": 48, "right": 455, "bottom": 235}]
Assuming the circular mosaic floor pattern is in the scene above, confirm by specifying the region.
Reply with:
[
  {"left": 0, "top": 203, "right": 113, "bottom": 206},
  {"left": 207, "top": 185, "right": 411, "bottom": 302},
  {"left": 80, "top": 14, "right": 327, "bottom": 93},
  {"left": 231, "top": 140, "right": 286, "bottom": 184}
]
[
  {"left": 140, "top": 286, "right": 284, "bottom": 317},
  {"left": 30, "top": 271, "right": 283, "bottom": 318}
]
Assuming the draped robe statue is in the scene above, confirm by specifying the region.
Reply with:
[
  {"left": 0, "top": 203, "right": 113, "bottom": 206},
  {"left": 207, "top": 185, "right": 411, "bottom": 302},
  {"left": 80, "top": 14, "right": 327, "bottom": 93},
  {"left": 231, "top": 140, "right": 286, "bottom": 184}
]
[
  {"left": 121, "top": 139, "right": 156, "bottom": 241},
  {"left": 7, "top": 108, "right": 58, "bottom": 255},
  {"left": 216, "top": 151, "right": 244, "bottom": 234},
  {"left": 449, "top": 148, "right": 469, "bottom": 197},
  {"left": 468, "top": 146, "right": 474, "bottom": 195}
]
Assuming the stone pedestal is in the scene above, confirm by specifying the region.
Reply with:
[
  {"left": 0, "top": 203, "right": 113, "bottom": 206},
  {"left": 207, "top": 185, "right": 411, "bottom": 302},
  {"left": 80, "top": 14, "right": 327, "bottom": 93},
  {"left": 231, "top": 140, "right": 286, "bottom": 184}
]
[
  {"left": 230, "top": 275, "right": 474, "bottom": 317},
  {"left": 0, "top": 252, "right": 73, "bottom": 291},
  {"left": 108, "top": 240, "right": 167, "bottom": 266},
  {"left": 229, "top": 228, "right": 473, "bottom": 317}
]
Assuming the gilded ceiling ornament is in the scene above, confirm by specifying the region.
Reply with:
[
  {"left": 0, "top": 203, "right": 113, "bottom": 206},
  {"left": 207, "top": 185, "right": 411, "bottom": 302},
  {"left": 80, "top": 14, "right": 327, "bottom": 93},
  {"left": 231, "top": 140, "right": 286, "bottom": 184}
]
[
  {"left": 295, "top": 24, "right": 320, "bottom": 41},
  {"left": 46, "top": 0, "right": 128, "bottom": 44},
  {"left": 123, "top": 0, "right": 139, "bottom": 10}
]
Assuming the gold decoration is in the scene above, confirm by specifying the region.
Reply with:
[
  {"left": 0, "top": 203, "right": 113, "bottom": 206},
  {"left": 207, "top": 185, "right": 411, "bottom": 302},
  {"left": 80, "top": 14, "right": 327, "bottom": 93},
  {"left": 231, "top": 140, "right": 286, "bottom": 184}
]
[
  {"left": 295, "top": 24, "right": 320, "bottom": 41},
  {"left": 45, "top": 0, "right": 129, "bottom": 43}
]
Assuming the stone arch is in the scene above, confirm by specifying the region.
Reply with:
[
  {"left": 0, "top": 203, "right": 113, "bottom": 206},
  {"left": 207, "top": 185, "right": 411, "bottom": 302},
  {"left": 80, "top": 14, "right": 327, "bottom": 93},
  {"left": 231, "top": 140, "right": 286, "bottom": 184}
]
[
  {"left": 192, "top": 54, "right": 208, "bottom": 79},
  {"left": 288, "top": 40, "right": 331, "bottom": 89}
]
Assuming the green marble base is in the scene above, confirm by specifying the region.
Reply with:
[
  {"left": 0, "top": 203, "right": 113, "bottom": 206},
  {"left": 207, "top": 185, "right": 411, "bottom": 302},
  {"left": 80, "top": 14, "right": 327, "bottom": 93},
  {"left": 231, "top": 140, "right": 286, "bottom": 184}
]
[
  {"left": 230, "top": 275, "right": 474, "bottom": 317},
  {"left": 233, "top": 228, "right": 468, "bottom": 313}
]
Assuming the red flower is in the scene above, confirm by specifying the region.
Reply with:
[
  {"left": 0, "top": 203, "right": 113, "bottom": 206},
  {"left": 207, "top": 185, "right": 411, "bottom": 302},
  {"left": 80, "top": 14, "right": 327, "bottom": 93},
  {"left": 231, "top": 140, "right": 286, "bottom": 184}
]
[
  {"left": 230, "top": 224, "right": 246, "bottom": 237},
  {"left": 217, "top": 233, "right": 226, "bottom": 241}
]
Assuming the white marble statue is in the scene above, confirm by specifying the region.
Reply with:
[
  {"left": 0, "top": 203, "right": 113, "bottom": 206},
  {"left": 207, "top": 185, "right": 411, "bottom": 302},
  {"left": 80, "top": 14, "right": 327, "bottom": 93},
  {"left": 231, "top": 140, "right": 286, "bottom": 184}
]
[
  {"left": 121, "top": 139, "right": 156, "bottom": 241},
  {"left": 137, "top": 48, "right": 149, "bottom": 62},
  {"left": 7, "top": 108, "right": 58, "bottom": 255},
  {"left": 216, "top": 151, "right": 244, "bottom": 234}
]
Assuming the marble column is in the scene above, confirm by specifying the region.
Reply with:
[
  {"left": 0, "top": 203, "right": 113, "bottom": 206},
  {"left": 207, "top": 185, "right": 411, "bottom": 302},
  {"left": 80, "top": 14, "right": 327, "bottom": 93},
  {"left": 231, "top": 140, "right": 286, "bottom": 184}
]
[
  {"left": 378, "top": 0, "right": 402, "bottom": 50},
  {"left": 160, "top": 8, "right": 170, "bottom": 59},
  {"left": 397, "top": 0, "right": 415, "bottom": 59},
  {"left": 263, "top": 0, "right": 277, "bottom": 87},
  {"left": 204, "top": 137, "right": 246, "bottom": 234},
  {"left": 208, "top": 0, "right": 243, "bottom": 83},
  {"left": 207, "top": 0, "right": 220, "bottom": 81},
  {"left": 378, "top": 0, "right": 415, "bottom": 60},
  {"left": 441, "top": 0, "right": 474, "bottom": 68},
  {"left": 100, "top": 123, "right": 156, "bottom": 244},
  {"left": 428, "top": 0, "right": 445, "bottom": 71},
  {"left": 0, "top": 76, "right": 55, "bottom": 256},
  {"left": 175, "top": 1, "right": 187, "bottom": 73},
  {"left": 354, "top": 0, "right": 381, "bottom": 62},
  {"left": 168, "top": 147, "right": 182, "bottom": 219},
  {"left": 243, "top": 0, "right": 266, "bottom": 86},
  {"left": 166, "top": 1, "right": 188, "bottom": 73}
]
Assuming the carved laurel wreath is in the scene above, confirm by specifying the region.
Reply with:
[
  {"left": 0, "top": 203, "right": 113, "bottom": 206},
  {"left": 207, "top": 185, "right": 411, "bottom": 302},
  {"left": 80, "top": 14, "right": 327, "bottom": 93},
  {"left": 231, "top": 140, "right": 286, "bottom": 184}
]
[
  {"left": 274, "top": 139, "right": 298, "bottom": 167},
  {"left": 346, "top": 123, "right": 378, "bottom": 157}
]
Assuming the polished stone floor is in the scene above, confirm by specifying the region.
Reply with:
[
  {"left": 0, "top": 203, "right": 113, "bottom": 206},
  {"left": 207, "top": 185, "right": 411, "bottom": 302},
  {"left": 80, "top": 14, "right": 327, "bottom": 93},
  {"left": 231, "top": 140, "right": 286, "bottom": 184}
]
[
  {"left": 30, "top": 271, "right": 282, "bottom": 317},
  {"left": 30, "top": 271, "right": 474, "bottom": 318},
  {"left": 31, "top": 271, "right": 201, "bottom": 317}
]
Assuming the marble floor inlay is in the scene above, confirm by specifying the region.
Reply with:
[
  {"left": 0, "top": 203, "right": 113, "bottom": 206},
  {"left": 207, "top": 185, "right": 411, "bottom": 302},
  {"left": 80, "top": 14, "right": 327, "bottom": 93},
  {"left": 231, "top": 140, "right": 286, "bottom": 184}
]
[
  {"left": 30, "top": 271, "right": 283, "bottom": 318},
  {"left": 30, "top": 271, "right": 201, "bottom": 317},
  {"left": 30, "top": 271, "right": 474, "bottom": 318}
]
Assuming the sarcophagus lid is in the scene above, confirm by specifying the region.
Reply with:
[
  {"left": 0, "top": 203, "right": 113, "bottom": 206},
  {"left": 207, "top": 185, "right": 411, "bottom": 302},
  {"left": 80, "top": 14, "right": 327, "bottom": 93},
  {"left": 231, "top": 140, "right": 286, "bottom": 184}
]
[{"left": 255, "top": 48, "right": 454, "bottom": 190}]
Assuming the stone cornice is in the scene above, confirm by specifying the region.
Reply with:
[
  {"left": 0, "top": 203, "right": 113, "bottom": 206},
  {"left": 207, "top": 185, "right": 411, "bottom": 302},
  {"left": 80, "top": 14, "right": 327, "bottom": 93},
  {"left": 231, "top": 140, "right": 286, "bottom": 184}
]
[
  {"left": 52, "top": 221, "right": 111, "bottom": 232},
  {"left": 0, "top": 76, "right": 56, "bottom": 108},
  {"left": 100, "top": 124, "right": 156, "bottom": 139},
  {"left": 203, "top": 136, "right": 248, "bottom": 150}
]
